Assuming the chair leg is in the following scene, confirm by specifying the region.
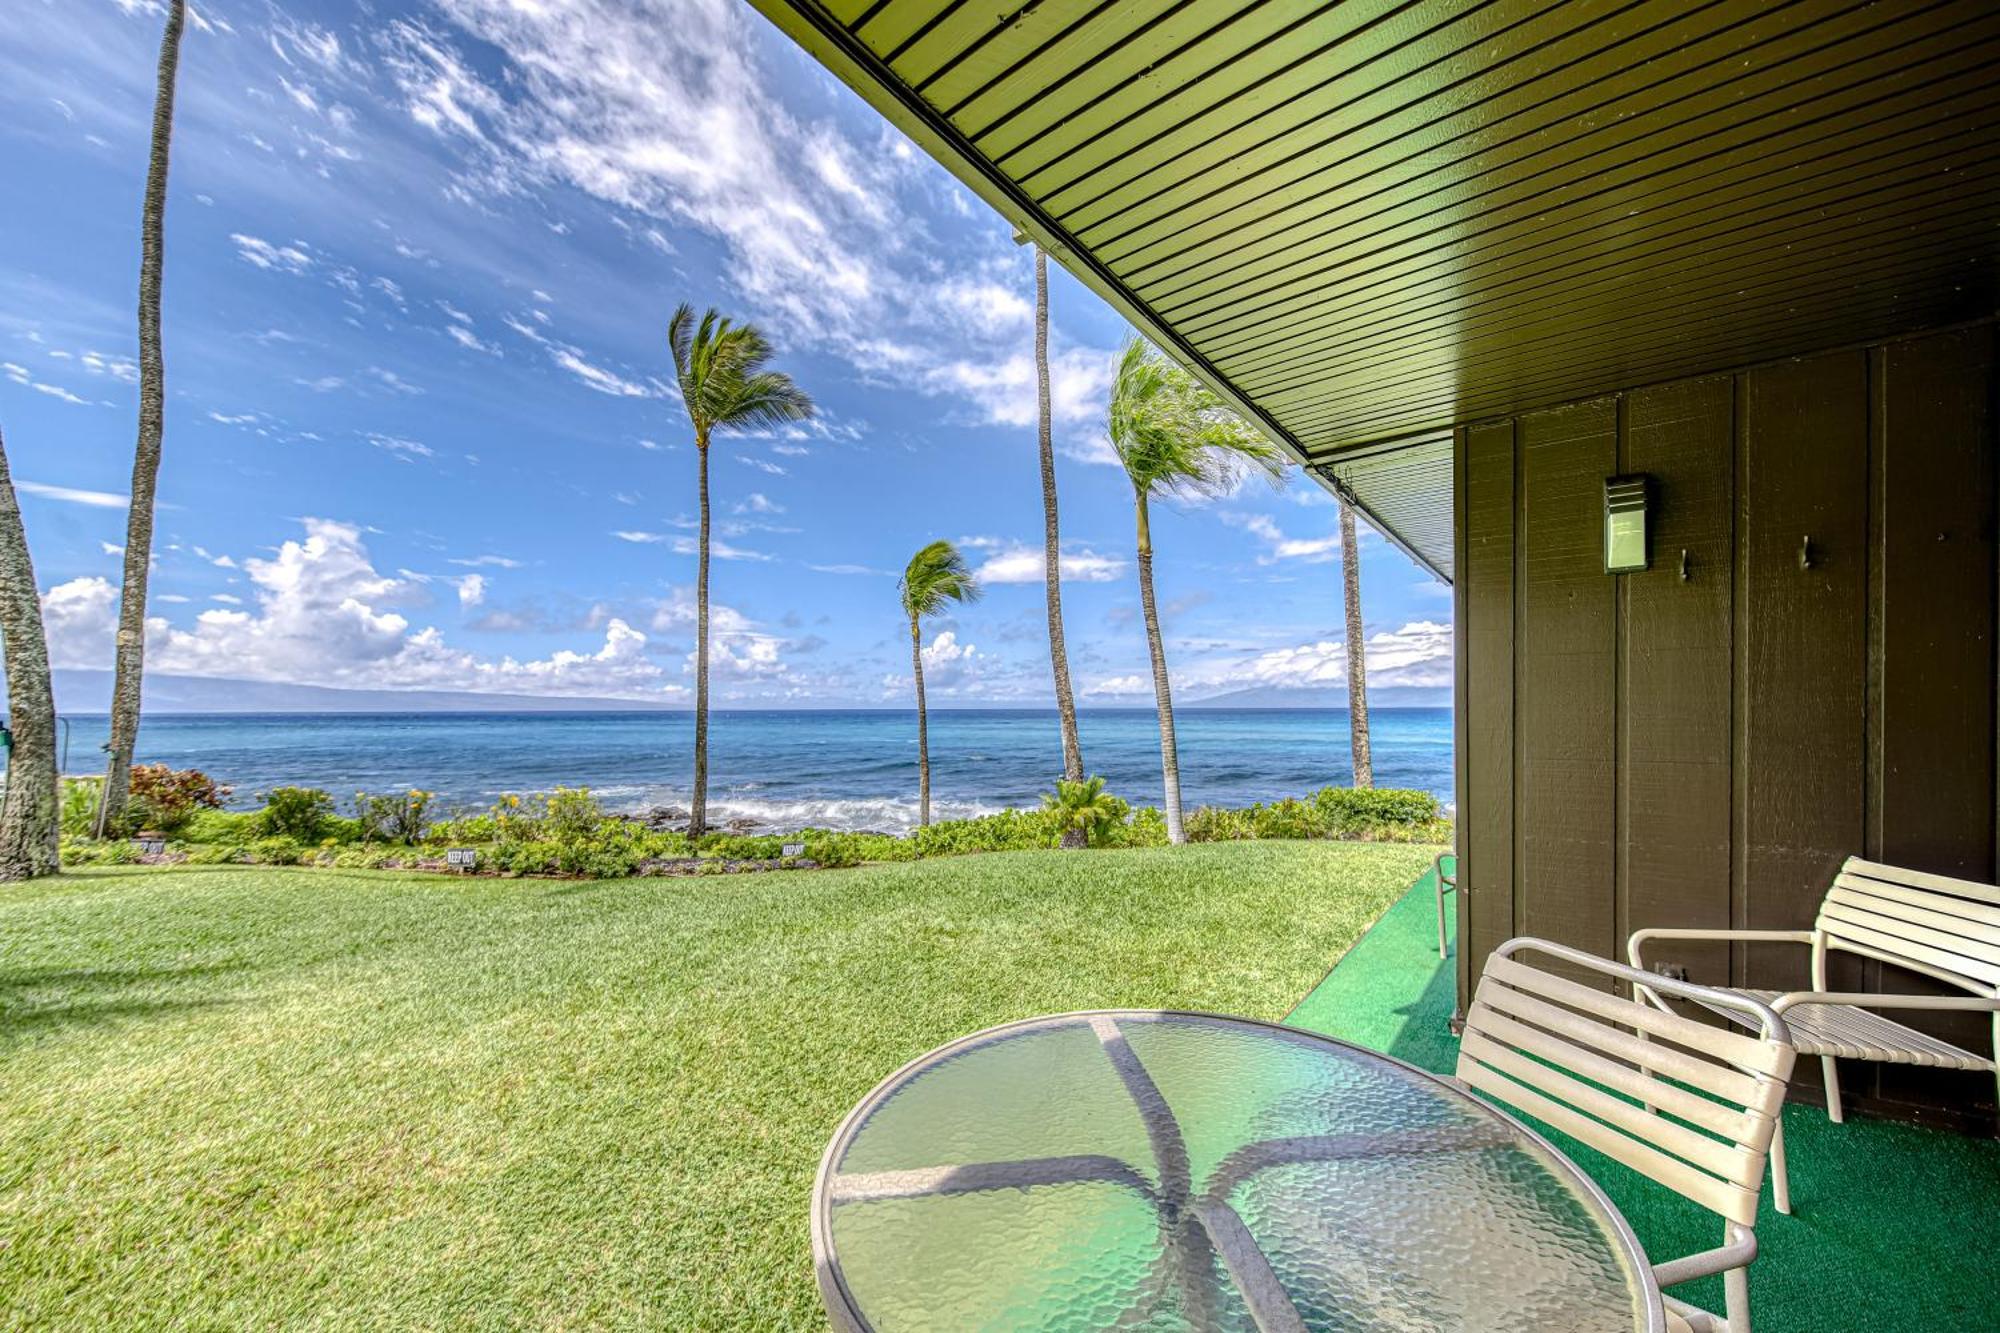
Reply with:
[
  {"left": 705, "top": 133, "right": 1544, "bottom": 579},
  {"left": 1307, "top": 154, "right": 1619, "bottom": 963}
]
[
  {"left": 1768, "top": 1117, "right": 1791, "bottom": 1215},
  {"left": 1436, "top": 880, "right": 1448, "bottom": 960},
  {"left": 1724, "top": 1262, "right": 1752, "bottom": 1333},
  {"left": 1820, "top": 1055, "right": 1844, "bottom": 1124}
]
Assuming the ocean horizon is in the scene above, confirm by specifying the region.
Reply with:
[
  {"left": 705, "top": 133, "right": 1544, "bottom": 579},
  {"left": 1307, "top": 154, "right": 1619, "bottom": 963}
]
[{"left": 49, "top": 707, "right": 1454, "bottom": 833}]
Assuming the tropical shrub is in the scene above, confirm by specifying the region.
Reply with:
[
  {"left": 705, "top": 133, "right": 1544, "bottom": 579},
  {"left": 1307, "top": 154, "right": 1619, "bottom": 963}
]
[
  {"left": 182, "top": 809, "right": 259, "bottom": 845},
  {"left": 1250, "top": 797, "right": 1327, "bottom": 841},
  {"left": 1311, "top": 786, "right": 1442, "bottom": 835},
  {"left": 1040, "top": 777, "right": 1125, "bottom": 849},
  {"left": 912, "top": 808, "right": 1061, "bottom": 857},
  {"left": 127, "top": 764, "right": 229, "bottom": 834},
  {"left": 1184, "top": 805, "right": 1254, "bottom": 843},
  {"left": 1098, "top": 805, "right": 1170, "bottom": 849},
  {"left": 248, "top": 836, "right": 306, "bottom": 866},
  {"left": 354, "top": 789, "right": 435, "bottom": 845},
  {"left": 185, "top": 842, "right": 245, "bottom": 866},
  {"left": 258, "top": 786, "right": 335, "bottom": 841},
  {"left": 59, "top": 778, "right": 101, "bottom": 837}
]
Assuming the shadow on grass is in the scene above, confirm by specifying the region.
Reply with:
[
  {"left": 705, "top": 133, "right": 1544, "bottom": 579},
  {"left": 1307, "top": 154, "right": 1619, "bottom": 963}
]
[{"left": 0, "top": 962, "right": 244, "bottom": 1041}]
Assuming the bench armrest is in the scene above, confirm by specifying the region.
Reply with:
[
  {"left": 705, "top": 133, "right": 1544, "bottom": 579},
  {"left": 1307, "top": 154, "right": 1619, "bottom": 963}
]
[
  {"left": 1628, "top": 927, "right": 1815, "bottom": 971},
  {"left": 1770, "top": 991, "right": 2000, "bottom": 1015}
]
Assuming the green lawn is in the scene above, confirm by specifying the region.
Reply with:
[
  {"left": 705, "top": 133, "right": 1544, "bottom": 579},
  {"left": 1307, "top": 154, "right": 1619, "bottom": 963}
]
[{"left": 0, "top": 842, "right": 1433, "bottom": 1329}]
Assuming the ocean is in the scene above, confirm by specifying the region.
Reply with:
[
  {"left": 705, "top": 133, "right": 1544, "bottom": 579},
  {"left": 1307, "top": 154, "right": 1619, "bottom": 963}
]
[{"left": 49, "top": 708, "right": 1454, "bottom": 833}]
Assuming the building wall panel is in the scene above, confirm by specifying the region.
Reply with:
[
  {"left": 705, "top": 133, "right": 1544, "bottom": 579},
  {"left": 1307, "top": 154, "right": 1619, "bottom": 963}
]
[{"left": 1456, "top": 321, "right": 1998, "bottom": 1127}]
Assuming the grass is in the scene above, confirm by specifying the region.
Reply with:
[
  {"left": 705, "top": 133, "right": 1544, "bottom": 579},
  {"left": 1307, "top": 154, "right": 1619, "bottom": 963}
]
[
  {"left": 1291, "top": 866, "right": 2000, "bottom": 1332},
  {"left": 0, "top": 841, "right": 1434, "bottom": 1329}
]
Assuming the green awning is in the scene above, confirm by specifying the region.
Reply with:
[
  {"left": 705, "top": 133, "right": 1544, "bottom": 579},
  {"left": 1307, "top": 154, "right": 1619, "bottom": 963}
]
[{"left": 748, "top": 0, "right": 2000, "bottom": 580}]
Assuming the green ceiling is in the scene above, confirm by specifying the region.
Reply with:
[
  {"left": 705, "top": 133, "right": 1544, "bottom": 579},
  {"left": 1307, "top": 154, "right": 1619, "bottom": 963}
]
[{"left": 748, "top": 0, "right": 2000, "bottom": 579}]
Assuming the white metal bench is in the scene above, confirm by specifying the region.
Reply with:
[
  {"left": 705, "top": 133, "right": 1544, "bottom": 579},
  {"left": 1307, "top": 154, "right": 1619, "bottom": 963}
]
[
  {"left": 1458, "top": 938, "right": 1795, "bottom": 1333},
  {"left": 1629, "top": 856, "right": 2000, "bottom": 1214}
]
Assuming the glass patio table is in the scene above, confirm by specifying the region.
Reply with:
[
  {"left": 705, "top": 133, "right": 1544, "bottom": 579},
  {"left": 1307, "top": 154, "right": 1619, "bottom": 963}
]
[{"left": 812, "top": 1010, "right": 1664, "bottom": 1332}]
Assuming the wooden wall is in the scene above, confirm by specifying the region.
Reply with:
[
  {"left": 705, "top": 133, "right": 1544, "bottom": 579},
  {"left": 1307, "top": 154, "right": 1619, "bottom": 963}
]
[{"left": 1452, "top": 321, "right": 1998, "bottom": 1126}]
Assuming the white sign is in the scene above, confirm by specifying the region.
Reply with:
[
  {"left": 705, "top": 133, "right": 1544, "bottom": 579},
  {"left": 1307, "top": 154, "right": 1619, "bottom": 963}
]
[
  {"left": 133, "top": 838, "right": 166, "bottom": 855},
  {"left": 782, "top": 842, "right": 805, "bottom": 858},
  {"left": 446, "top": 848, "right": 478, "bottom": 868}
]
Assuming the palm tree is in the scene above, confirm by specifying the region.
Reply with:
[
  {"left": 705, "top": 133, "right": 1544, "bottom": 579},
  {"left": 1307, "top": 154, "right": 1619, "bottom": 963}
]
[
  {"left": 96, "top": 0, "right": 187, "bottom": 837},
  {"left": 0, "top": 428, "right": 61, "bottom": 880},
  {"left": 900, "top": 540, "right": 980, "bottom": 827},
  {"left": 1034, "top": 247, "right": 1084, "bottom": 785},
  {"left": 1109, "top": 337, "right": 1284, "bottom": 843},
  {"left": 666, "top": 303, "right": 812, "bottom": 838},
  {"left": 1040, "top": 775, "right": 1122, "bottom": 849},
  {"left": 1338, "top": 491, "right": 1373, "bottom": 787}
]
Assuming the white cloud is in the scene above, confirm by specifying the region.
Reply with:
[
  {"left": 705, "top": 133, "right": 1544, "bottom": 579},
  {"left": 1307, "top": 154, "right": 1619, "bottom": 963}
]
[
  {"left": 739, "top": 456, "right": 786, "bottom": 476},
  {"left": 809, "top": 563, "right": 891, "bottom": 577},
  {"left": 1085, "top": 674, "right": 1149, "bottom": 699},
  {"left": 550, "top": 346, "right": 653, "bottom": 397},
  {"left": 975, "top": 544, "right": 1125, "bottom": 585},
  {"left": 365, "top": 432, "right": 434, "bottom": 458},
  {"left": 1224, "top": 511, "right": 1341, "bottom": 564},
  {"left": 447, "top": 553, "right": 524, "bottom": 569},
  {"left": 41, "top": 519, "right": 683, "bottom": 699},
  {"left": 230, "top": 233, "right": 314, "bottom": 273},
  {"left": 374, "top": 3, "right": 1117, "bottom": 427},
  {"left": 669, "top": 534, "right": 772, "bottom": 562},
  {"left": 446, "top": 323, "right": 501, "bottom": 356},
  {"left": 735, "top": 492, "right": 783, "bottom": 515},
  {"left": 1227, "top": 621, "right": 1453, "bottom": 692},
  {"left": 15, "top": 480, "right": 126, "bottom": 508},
  {"left": 454, "top": 573, "right": 485, "bottom": 607}
]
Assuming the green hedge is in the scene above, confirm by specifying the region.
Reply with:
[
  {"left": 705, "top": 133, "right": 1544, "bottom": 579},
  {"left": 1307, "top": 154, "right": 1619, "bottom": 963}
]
[{"left": 58, "top": 782, "right": 1447, "bottom": 878}]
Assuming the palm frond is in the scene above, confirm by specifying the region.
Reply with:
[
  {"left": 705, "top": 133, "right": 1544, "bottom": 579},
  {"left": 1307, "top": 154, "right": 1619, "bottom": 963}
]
[
  {"left": 900, "top": 539, "right": 981, "bottom": 620},
  {"left": 1108, "top": 336, "right": 1288, "bottom": 499},
  {"left": 669, "top": 305, "right": 815, "bottom": 439}
]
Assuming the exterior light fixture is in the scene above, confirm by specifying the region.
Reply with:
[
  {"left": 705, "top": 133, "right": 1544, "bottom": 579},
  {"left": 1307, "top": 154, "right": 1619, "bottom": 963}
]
[{"left": 1604, "top": 475, "right": 1650, "bottom": 573}]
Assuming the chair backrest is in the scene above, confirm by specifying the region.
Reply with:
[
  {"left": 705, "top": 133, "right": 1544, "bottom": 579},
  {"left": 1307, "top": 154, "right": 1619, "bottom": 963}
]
[
  {"left": 1458, "top": 939, "right": 1795, "bottom": 1229},
  {"left": 1816, "top": 857, "right": 2000, "bottom": 995}
]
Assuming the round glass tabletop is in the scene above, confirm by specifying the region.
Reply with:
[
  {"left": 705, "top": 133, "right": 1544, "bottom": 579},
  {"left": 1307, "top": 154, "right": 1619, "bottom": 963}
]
[{"left": 814, "top": 1010, "right": 1661, "bottom": 1332}]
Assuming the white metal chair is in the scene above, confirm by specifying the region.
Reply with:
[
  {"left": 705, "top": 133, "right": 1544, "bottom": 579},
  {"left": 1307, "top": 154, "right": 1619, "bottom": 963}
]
[
  {"left": 1629, "top": 856, "right": 2000, "bottom": 1214},
  {"left": 1434, "top": 847, "right": 1457, "bottom": 959},
  {"left": 1457, "top": 938, "right": 1795, "bottom": 1333}
]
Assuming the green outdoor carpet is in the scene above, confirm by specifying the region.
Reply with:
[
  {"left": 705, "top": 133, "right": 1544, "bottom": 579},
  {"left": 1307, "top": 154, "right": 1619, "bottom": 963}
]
[{"left": 1285, "top": 866, "right": 2000, "bottom": 1333}]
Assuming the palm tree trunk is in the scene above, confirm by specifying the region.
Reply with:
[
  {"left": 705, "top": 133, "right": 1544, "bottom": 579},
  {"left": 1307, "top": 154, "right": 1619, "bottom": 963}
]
[
  {"left": 0, "top": 430, "right": 61, "bottom": 880},
  {"left": 910, "top": 616, "right": 930, "bottom": 827},
  {"left": 96, "top": 0, "right": 185, "bottom": 839},
  {"left": 1034, "top": 247, "right": 1084, "bottom": 786},
  {"left": 1339, "top": 493, "right": 1373, "bottom": 788},
  {"left": 1134, "top": 492, "right": 1185, "bottom": 844},
  {"left": 690, "top": 433, "right": 711, "bottom": 839}
]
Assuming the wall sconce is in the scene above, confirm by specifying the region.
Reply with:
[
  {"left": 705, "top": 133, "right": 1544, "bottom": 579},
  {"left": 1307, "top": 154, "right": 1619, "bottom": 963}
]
[{"left": 1604, "top": 475, "right": 1650, "bottom": 573}]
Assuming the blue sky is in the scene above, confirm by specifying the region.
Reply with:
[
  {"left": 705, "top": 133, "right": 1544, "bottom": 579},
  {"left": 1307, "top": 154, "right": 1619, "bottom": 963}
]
[{"left": 0, "top": 0, "right": 1450, "bottom": 708}]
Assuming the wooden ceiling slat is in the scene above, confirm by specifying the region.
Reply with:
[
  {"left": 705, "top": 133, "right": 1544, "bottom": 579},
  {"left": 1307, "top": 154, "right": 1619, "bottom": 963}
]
[
  {"left": 1132, "top": 0, "right": 1921, "bottom": 306},
  {"left": 1170, "top": 45, "right": 2000, "bottom": 366},
  {"left": 968, "top": 1, "right": 1335, "bottom": 163},
  {"left": 1151, "top": 8, "right": 1987, "bottom": 339},
  {"left": 1220, "top": 107, "right": 1998, "bottom": 390},
  {"left": 1240, "top": 163, "right": 1992, "bottom": 400},
  {"left": 1267, "top": 204, "right": 2000, "bottom": 421}
]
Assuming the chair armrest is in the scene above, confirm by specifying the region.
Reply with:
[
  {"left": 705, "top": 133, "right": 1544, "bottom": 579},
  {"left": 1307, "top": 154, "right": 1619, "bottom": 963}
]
[
  {"left": 1434, "top": 853, "right": 1457, "bottom": 888},
  {"left": 1628, "top": 927, "right": 1814, "bottom": 971},
  {"left": 1770, "top": 991, "right": 2000, "bottom": 1015}
]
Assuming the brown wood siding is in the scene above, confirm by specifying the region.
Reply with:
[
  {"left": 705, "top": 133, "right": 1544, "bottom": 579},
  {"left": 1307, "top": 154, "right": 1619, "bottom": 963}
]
[
  {"left": 1456, "top": 321, "right": 1999, "bottom": 1127},
  {"left": 1462, "top": 420, "right": 1517, "bottom": 983},
  {"left": 1516, "top": 401, "right": 1618, "bottom": 971},
  {"left": 1622, "top": 377, "right": 1736, "bottom": 990}
]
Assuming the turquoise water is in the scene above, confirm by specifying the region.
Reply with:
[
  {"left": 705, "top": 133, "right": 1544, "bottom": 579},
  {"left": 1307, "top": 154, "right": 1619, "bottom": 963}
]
[{"left": 50, "top": 708, "right": 1452, "bottom": 832}]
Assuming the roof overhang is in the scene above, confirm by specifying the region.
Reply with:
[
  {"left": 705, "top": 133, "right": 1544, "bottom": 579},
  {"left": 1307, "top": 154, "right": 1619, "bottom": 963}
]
[{"left": 748, "top": 0, "right": 2000, "bottom": 581}]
